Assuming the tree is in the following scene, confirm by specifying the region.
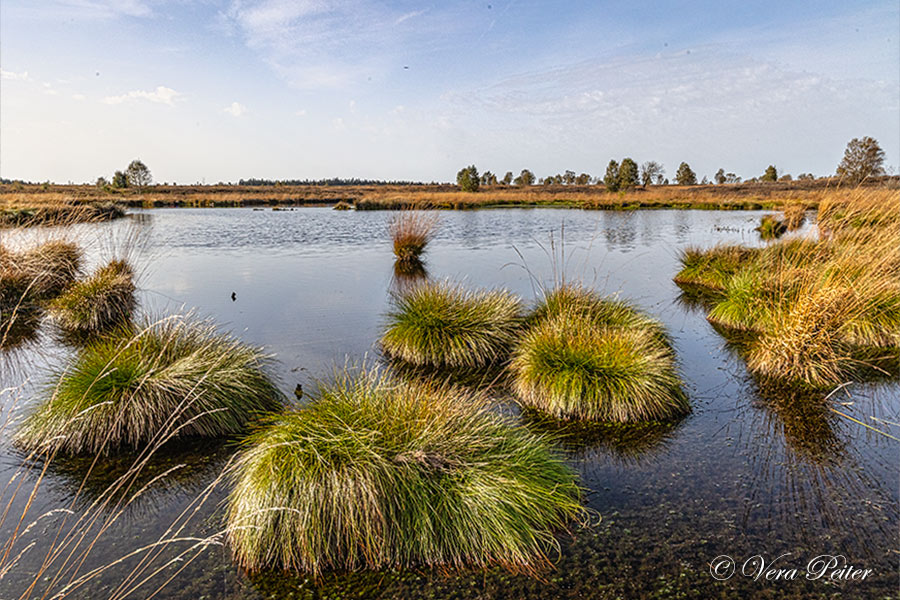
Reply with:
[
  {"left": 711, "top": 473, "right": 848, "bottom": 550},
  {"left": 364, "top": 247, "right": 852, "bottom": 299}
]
[
  {"left": 675, "top": 162, "right": 697, "bottom": 185},
  {"left": 618, "top": 158, "right": 639, "bottom": 189},
  {"left": 112, "top": 170, "right": 129, "bottom": 189},
  {"left": 480, "top": 171, "right": 497, "bottom": 186},
  {"left": 125, "top": 159, "right": 152, "bottom": 190},
  {"left": 603, "top": 160, "right": 620, "bottom": 192},
  {"left": 640, "top": 161, "right": 664, "bottom": 187},
  {"left": 725, "top": 172, "right": 741, "bottom": 184},
  {"left": 513, "top": 169, "right": 535, "bottom": 186},
  {"left": 563, "top": 170, "right": 576, "bottom": 185},
  {"left": 575, "top": 172, "right": 591, "bottom": 185},
  {"left": 779, "top": 173, "right": 793, "bottom": 182},
  {"left": 762, "top": 165, "right": 778, "bottom": 182},
  {"left": 797, "top": 173, "right": 815, "bottom": 181},
  {"left": 836, "top": 136, "right": 885, "bottom": 184},
  {"left": 95, "top": 176, "right": 108, "bottom": 188},
  {"left": 501, "top": 171, "right": 513, "bottom": 185},
  {"left": 456, "top": 165, "right": 480, "bottom": 192},
  {"left": 714, "top": 168, "right": 726, "bottom": 185}
]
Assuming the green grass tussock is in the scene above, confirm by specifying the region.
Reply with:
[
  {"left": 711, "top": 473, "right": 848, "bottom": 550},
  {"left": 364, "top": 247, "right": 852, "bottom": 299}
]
[
  {"left": 48, "top": 259, "right": 136, "bottom": 334},
  {"left": 673, "top": 244, "right": 757, "bottom": 292},
  {"left": 511, "top": 309, "right": 688, "bottom": 422},
  {"left": 226, "top": 368, "right": 582, "bottom": 575},
  {"left": 15, "top": 315, "right": 283, "bottom": 455},
  {"left": 381, "top": 280, "right": 523, "bottom": 368},
  {"left": 757, "top": 214, "right": 787, "bottom": 240}
]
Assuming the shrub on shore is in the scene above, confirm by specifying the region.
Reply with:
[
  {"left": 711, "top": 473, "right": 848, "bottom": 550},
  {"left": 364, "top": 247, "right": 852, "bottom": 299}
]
[
  {"left": 15, "top": 315, "right": 283, "bottom": 455},
  {"left": 226, "top": 369, "right": 582, "bottom": 575},
  {"left": 390, "top": 211, "right": 437, "bottom": 263},
  {"left": 381, "top": 281, "right": 523, "bottom": 368},
  {"left": 48, "top": 259, "right": 136, "bottom": 334},
  {"left": 511, "top": 309, "right": 688, "bottom": 422}
]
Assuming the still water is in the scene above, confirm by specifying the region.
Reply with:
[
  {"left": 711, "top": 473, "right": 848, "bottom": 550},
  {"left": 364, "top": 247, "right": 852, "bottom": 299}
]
[{"left": 1, "top": 207, "right": 897, "bottom": 599}]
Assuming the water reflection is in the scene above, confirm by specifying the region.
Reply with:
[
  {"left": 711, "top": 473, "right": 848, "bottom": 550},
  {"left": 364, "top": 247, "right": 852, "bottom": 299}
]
[
  {"left": 521, "top": 410, "right": 686, "bottom": 466},
  {"left": 390, "top": 258, "right": 429, "bottom": 295}
]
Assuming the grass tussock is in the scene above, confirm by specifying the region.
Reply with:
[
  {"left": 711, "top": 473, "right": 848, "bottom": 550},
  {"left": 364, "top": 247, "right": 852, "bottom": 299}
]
[
  {"left": 0, "top": 240, "right": 82, "bottom": 310},
  {"left": 676, "top": 190, "right": 900, "bottom": 388},
  {"left": 48, "top": 259, "right": 136, "bottom": 334},
  {"left": 15, "top": 315, "right": 284, "bottom": 455},
  {"left": 381, "top": 280, "right": 523, "bottom": 368},
  {"left": 782, "top": 203, "right": 807, "bottom": 230},
  {"left": 226, "top": 368, "right": 582, "bottom": 575},
  {"left": 673, "top": 244, "right": 758, "bottom": 292},
  {"left": 511, "top": 285, "right": 687, "bottom": 422},
  {"left": 390, "top": 211, "right": 438, "bottom": 263},
  {"left": 757, "top": 214, "right": 787, "bottom": 240}
]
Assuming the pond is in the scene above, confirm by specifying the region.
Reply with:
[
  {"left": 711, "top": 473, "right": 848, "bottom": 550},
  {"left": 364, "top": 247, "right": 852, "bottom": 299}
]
[{"left": 1, "top": 207, "right": 897, "bottom": 599}]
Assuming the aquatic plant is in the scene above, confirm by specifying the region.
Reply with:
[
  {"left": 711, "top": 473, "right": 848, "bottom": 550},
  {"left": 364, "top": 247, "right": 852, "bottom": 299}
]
[
  {"left": 781, "top": 203, "right": 807, "bottom": 230},
  {"left": 757, "top": 214, "right": 787, "bottom": 240},
  {"left": 389, "top": 211, "right": 437, "bottom": 263},
  {"left": 15, "top": 315, "right": 283, "bottom": 455},
  {"left": 511, "top": 310, "right": 688, "bottom": 422},
  {"left": 381, "top": 280, "right": 523, "bottom": 368},
  {"left": 673, "top": 244, "right": 757, "bottom": 292},
  {"left": 333, "top": 201, "right": 353, "bottom": 211},
  {"left": 48, "top": 259, "right": 136, "bottom": 334},
  {"left": 226, "top": 368, "right": 582, "bottom": 575},
  {"left": 0, "top": 240, "right": 82, "bottom": 309},
  {"left": 705, "top": 268, "right": 776, "bottom": 333},
  {"left": 531, "top": 284, "right": 670, "bottom": 345}
]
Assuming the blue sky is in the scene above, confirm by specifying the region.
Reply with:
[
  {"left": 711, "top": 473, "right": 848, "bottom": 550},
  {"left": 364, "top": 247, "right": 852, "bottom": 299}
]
[{"left": 1, "top": 0, "right": 897, "bottom": 184}]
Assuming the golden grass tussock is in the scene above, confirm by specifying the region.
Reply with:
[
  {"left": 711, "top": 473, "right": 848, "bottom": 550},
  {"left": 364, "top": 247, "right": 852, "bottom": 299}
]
[
  {"left": 0, "top": 240, "right": 82, "bottom": 310},
  {"left": 389, "top": 211, "right": 438, "bottom": 263},
  {"left": 48, "top": 259, "right": 137, "bottom": 334}
]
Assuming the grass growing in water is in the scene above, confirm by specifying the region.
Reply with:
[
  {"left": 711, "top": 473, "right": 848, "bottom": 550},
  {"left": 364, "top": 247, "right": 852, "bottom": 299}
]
[
  {"left": 381, "top": 280, "right": 523, "bottom": 368},
  {"left": 390, "top": 211, "right": 437, "bottom": 263},
  {"left": 48, "top": 259, "right": 136, "bottom": 334},
  {"left": 673, "top": 244, "right": 757, "bottom": 292},
  {"left": 0, "top": 240, "right": 82, "bottom": 309},
  {"left": 226, "top": 368, "right": 582, "bottom": 575},
  {"left": 757, "top": 214, "right": 787, "bottom": 240},
  {"left": 15, "top": 315, "right": 283, "bottom": 455}
]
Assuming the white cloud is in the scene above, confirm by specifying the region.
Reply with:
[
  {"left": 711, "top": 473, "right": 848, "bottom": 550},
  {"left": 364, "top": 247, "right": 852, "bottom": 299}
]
[
  {"left": 1, "top": 69, "right": 31, "bottom": 81},
  {"left": 395, "top": 9, "right": 425, "bottom": 25},
  {"left": 295, "top": 109, "right": 307, "bottom": 116},
  {"left": 224, "top": 101, "right": 247, "bottom": 117},
  {"left": 103, "top": 86, "right": 180, "bottom": 105}
]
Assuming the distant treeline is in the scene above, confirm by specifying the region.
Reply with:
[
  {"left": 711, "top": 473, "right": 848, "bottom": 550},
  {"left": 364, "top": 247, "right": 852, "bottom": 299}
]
[{"left": 237, "top": 178, "right": 429, "bottom": 186}]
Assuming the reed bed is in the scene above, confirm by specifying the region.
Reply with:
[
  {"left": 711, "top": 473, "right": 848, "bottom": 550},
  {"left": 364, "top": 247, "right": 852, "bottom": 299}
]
[
  {"left": 48, "top": 259, "right": 136, "bottom": 334},
  {"left": 226, "top": 368, "right": 582, "bottom": 575},
  {"left": 15, "top": 315, "right": 283, "bottom": 455},
  {"left": 381, "top": 281, "right": 523, "bottom": 368},
  {"left": 389, "top": 211, "right": 438, "bottom": 263},
  {"left": 512, "top": 286, "right": 687, "bottom": 422}
]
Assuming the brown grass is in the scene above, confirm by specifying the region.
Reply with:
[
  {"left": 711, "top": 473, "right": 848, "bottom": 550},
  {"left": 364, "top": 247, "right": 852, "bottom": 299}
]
[{"left": 390, "top": 211, "right": 438, "bottom": 262}]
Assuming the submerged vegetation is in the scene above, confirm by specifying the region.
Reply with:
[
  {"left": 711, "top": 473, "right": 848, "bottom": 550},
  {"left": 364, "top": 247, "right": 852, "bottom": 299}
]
[
  {"left": 48, "top": 259, "right": 136, "bottom": 334},
  {"left": 226, "top": 368, "right": 582, "bottom": 575},
  {"left": 512, "top": 286, "right": 687, "bottom": 422},
  {"left": 15, "top": 315, "right": 283, "bottom": 455},
  {"left": 675, "top": 190, "right": 900, "bottom": 388},
  {"left": 381, "top": 281, "right": 523, "bottom": 368},
  {"left": 389, "top": 211, "right": 437, "bottom": 263}
]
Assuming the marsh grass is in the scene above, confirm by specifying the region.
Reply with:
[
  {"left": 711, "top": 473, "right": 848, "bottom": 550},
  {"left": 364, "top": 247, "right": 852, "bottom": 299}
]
[
  {"left": 390, "top": 211, "right": 438, "bottom": 263},
  {"left": 48, "top": 259, "right": 136, "bottom": 335},
  {"left": 757, "top": 214, "right": 787, "bottom": 240},
  {"left": 673, "top": 244, "right": 757, "bottom": 292},
  {"left": 381, "top": 280, "right": 524, "bottom": 368},
  {"left": 0, "top": 240, "right": 82, "bottom": 309},
  {"left": 781, "top": 204, "right": 807, "bottom": 230},
  {"left": 15, "top": 315, "right": 284, "bottom": 455},
  {"left": 680, "top": 190, "right": 900, "bottom": 389},
  {"left": 511, "top": 310, "right": 688, "bottom": 422},
  {"left": 226, "top": 368, "right": 583, "bottom": 575}
]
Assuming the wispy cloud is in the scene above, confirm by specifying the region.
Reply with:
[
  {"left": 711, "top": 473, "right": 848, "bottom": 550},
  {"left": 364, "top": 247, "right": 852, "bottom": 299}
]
[
  {"left": 223, "top": 101, "right": 247, "bottom": 117},
  {"left": 103, "top": 85, "right": 180, "bottom": 105},
  {"left": 1, "top": 69, "right": 31, "bottom": 81}
]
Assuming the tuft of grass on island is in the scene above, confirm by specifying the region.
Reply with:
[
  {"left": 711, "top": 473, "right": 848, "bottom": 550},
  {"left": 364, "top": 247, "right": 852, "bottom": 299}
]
[{"left": 2, "top": 178, "right": 898, "bottom": 224}]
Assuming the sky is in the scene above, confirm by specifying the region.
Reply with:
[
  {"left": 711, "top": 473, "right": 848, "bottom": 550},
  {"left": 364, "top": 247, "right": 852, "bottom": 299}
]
[{"left": 0, "top": 0, "right": 898, "bottom": 184}]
